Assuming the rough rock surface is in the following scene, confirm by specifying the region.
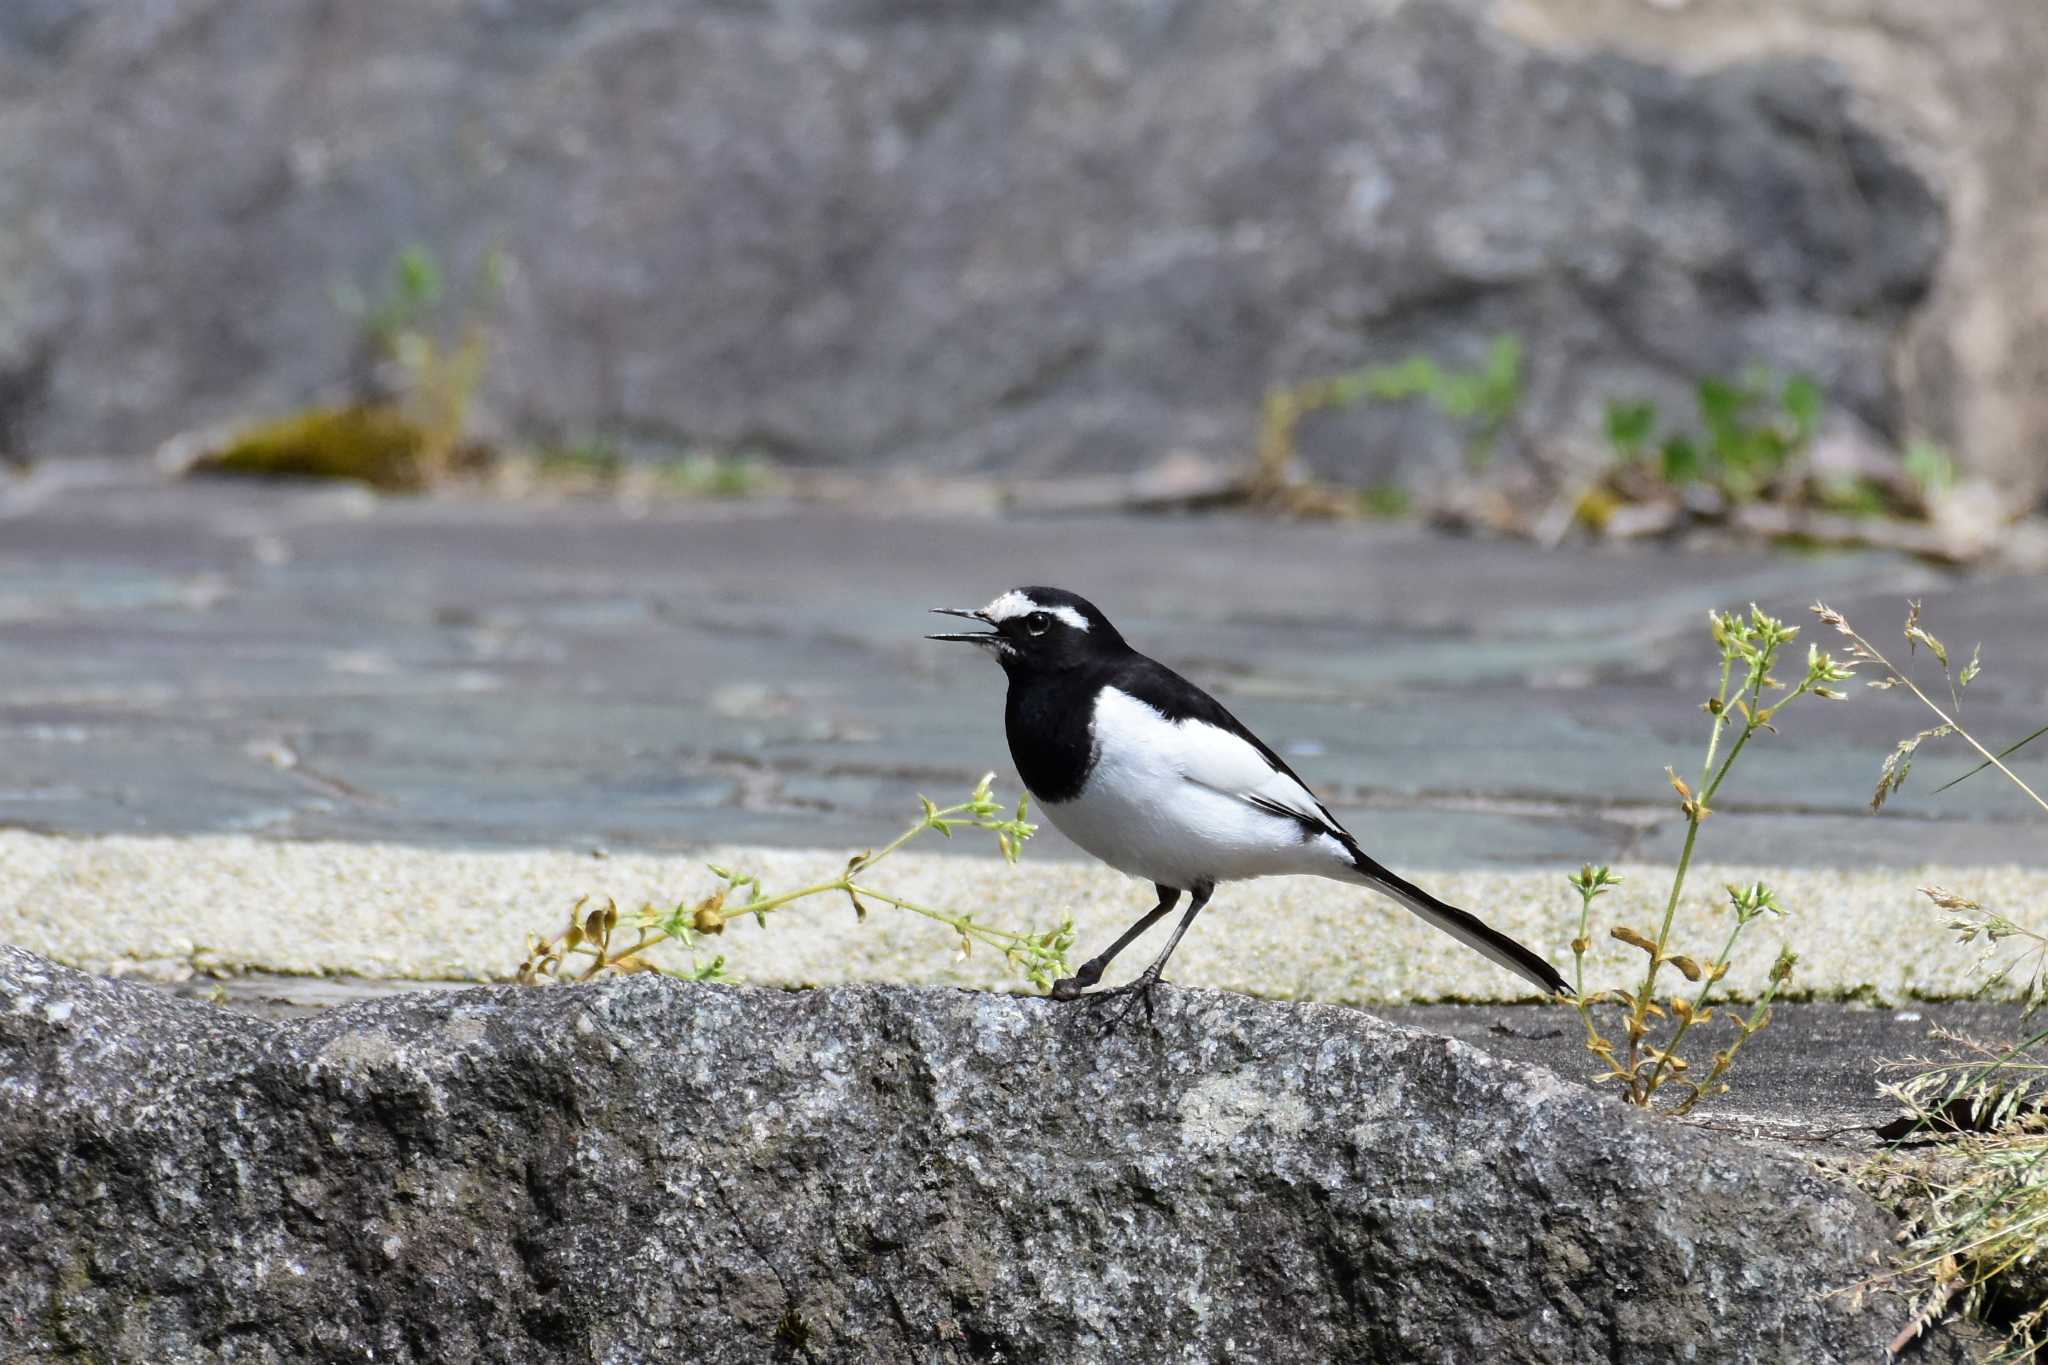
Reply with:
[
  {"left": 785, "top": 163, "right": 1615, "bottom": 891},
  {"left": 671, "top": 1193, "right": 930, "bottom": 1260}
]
[
  {"left": 1, "top": 0, "right": 1938, "bottom": 484},
  {"left": 0, "top": 946, "right": 1969, "bottom": 1363}
]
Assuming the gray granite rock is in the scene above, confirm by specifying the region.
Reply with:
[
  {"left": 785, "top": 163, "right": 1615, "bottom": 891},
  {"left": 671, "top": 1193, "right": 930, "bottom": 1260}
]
[
  {"left": 0, "top": 945, "right": 1971, "bottom": 1362},
  {"left": 2, "top": 0, "right": 1938, "bottom": 481}
]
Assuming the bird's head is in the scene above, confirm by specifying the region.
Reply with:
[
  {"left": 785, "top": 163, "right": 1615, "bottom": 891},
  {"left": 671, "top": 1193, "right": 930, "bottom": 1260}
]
[{"left": 927, "top": 586, "right": 1123, "bottom": 674}]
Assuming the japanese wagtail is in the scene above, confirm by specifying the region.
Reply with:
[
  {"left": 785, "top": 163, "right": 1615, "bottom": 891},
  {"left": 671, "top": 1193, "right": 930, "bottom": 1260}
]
[{"left": 929, "top": 587, "right": 1567, "bottom": 1012}]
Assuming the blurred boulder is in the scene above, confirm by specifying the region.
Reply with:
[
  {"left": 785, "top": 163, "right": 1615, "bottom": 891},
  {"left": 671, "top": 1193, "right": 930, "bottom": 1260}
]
[
  {"left": 1502, "top": 0, "right": 2048, "bottom": 502},
  {"left": 0, "top": 946, "right": 1978, "bottom": 1362},
  {"left": 0, "top": 0, "right": 1942, "bottom": 485}
]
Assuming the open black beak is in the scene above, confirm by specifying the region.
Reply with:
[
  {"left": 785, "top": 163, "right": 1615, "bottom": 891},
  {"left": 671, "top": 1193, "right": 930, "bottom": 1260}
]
[{"left": 926, "top": 607, "right": 1001, "bottom": 645}]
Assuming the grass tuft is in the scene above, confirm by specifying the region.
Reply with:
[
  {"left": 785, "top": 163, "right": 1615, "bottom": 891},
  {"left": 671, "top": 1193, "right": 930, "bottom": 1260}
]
[{"left": 1827, "top": 599, "right": 2048, "bottom": 1357}]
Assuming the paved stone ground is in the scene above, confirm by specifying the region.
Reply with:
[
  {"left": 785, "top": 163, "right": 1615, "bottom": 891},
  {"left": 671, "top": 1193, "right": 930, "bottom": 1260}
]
[
  {"left": 5, "top": 462, "right": 2044, "bottom": 867},
  {"left": 7, "top": 462, "right": 2048, "bottom": 1145}
]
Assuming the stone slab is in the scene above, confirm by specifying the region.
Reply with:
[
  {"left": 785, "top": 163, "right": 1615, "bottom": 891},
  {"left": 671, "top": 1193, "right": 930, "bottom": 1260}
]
[{"left": 4, "top": 466, "right": 2043, "bottom": 870}]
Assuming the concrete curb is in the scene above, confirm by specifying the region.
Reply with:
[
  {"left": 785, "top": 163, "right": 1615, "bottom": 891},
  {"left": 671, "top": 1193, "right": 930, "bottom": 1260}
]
[{"left": 5, "top": 830, "right": 2040, "bottom": 1004}]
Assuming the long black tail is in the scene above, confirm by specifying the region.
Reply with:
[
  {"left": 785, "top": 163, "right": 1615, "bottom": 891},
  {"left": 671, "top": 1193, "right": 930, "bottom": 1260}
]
[{"left": 1336, "top": 842, "right": 1568, "bottom": 997}]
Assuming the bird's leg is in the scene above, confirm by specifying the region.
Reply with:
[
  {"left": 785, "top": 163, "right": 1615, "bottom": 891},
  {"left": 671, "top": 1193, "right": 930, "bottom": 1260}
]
[
  {"left": 1091, "top": 881, "right": 1214, "bottom": 1032},
  {"left": 1047, "top": 885, "right": 1181, "bottom": 1001}
]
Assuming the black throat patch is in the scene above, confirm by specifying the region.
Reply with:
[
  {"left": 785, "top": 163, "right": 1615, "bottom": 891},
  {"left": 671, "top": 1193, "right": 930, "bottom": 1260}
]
[{"left": 1002, "top": 664, "right": 1105, "bottom": 805}]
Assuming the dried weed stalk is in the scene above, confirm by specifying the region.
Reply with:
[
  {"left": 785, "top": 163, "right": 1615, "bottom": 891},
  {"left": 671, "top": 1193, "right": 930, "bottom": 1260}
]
[
  {"left": 1823, "top": 601, "right": 2048, "bottom": 1358},
  {"left": 517, "top": 774, "right": 1074, "bottom": 991},
  {"left": 1813, "top": 600, "right": 2047, "bottom": 819},
  {"left": 1566, "top": 603, "right": 1853, "bottom": 1112}
]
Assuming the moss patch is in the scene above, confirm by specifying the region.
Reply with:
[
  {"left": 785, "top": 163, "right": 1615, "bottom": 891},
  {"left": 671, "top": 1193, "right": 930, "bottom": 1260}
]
[{"left": 187, "top": 405, "right": 438, "bottom": 492}]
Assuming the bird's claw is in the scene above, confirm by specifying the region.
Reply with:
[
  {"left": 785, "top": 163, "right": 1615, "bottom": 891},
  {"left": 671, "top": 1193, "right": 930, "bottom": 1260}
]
[
  {"left": 1078, "top": 973, "right": 1164, "bottom": 1035},
  {"left": 1101, "top": 987, "right": 1154, "bottom": 1035}
]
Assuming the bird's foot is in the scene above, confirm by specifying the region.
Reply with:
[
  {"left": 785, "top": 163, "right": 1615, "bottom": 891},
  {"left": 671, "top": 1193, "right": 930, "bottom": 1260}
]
[{"left": 1082, "top": 971, "right": 1165, "bottom": 1034}]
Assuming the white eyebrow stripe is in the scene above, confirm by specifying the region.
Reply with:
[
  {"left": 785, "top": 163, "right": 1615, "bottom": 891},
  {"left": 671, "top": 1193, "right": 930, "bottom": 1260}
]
[
  {"left": 1044, "top": 605, "right": 1090, "bottom": 631},
  {"left": 981, "top": 592, "right": 1090, "bottom": 632},
  {"left": 982, "top": 591, "right": 1034, "bottom": 620}
]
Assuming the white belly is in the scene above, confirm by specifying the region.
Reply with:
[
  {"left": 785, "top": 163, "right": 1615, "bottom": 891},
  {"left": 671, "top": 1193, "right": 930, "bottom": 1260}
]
[{"left": 1040, "top": 722, "right": 1348, "bottom": 889}]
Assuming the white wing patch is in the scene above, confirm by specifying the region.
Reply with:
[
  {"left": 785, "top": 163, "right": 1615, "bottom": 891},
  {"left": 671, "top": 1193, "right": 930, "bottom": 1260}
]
[
  {"left": 1176, "top": 717, "right": 1343, "bottom": 834},
  {"left": 983, "top": 590, "right": 1090, "bottom": 632},
  {"left": 1042, "top": 685, "right": 1355, "bottom": 886},
  {"left": 1096, "top": 689, "right": 1340, "bottom": 835}
]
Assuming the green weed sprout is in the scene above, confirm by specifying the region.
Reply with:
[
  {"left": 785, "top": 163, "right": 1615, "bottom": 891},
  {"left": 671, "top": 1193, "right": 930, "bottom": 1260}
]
[
  {"left": 516, "top": 775, "right": 1074, "bottom": 991},
  {"left": 1602, "top": 368, "right": 1820, "bottom": 504},
  {"left": 1251, "top": 333, "right": 1523, "bottom": 510},
  {"left": 336, "top": 244, "right": 504, "bottom": 482},
  {"left": 1566, "top": 603, "right": 1852, "bottom": 1112},
  {"left": 1354, "top": 334, "right": 1524, "bottom": 469}
]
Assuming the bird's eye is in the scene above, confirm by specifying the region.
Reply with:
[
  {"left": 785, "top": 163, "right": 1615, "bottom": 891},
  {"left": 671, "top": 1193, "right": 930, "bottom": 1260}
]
[{"left": 1025, "top": 612, "right": 1050, "bottom": 636}]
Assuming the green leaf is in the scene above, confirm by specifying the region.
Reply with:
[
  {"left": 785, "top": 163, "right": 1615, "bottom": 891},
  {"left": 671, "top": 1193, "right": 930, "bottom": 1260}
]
[
  {"left": 1903, "top": 439, "right": 1955, "bottom": 497},
  {"left": 1696, "top": 375, "right": 1746, "bottom": 437},
  {"left": 395, "top": 246, "right": 443, "bottom": 308},
  {"left": 1604, "top": 400, "right": 1657, "bottom": 454},
  {"left": 1361, "top": 356, "right": 1442, "bottom": 401},
  {"left": 1660, "top": 435, "right": 1701, "bottom": 485},
  {"left": 1932, "top": 721, "right": 2048, "bottom": 795},
  {"left": 1780, "top": 375, "right": 1821, "bottom": 442}
]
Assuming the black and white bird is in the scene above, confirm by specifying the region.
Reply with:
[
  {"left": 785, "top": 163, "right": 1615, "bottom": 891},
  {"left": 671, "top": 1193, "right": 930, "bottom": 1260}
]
[{"left": 929, "top": 586, "right": 1567, "bottom": 1011}]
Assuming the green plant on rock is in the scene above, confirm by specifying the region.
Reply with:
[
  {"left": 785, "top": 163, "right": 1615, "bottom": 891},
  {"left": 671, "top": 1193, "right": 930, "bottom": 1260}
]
[
  {"left": 190, "top": 406, "right": 440, "bottom": 492},
  {"left": 1354, "top": 333, "right": 1524, "bottom": 470},
  {"left": 1602, "top": 367, "right": 1820, "bottom": 504},
  {"left": 1251, "top": 333, "right": 1522, "bottom": 510},
  {"left": 336, "top": 245, "right": 444, "bottom": 364},
  {"left": 195, "top": 246, "right": 502, "bottom": 492},
  {"left": 523, "top": 437, "right": 787, "bottom": 500},
  {"left": 648, "top": 448, "right": 786, "bottom": 499},
  {"left": 345, "top": 244, "right": 503, "bottom": 481},
  {"left": 535, "top": 435, "right": 627, "bottom": 484},
  {"left": 1902, "top": 439, "right": 1959, "bottom": 506},
  {"left": 515, "top": 775, "right": 1074, "bottom": 991},
  {"left": 1564, "top": 603, "right": 1854, "bottom": 1112}
]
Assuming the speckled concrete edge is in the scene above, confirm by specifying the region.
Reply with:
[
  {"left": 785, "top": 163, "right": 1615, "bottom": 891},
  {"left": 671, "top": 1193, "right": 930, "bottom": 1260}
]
[{"left": 1, "top": 831, "right": 2040, "bottom": 1004}]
